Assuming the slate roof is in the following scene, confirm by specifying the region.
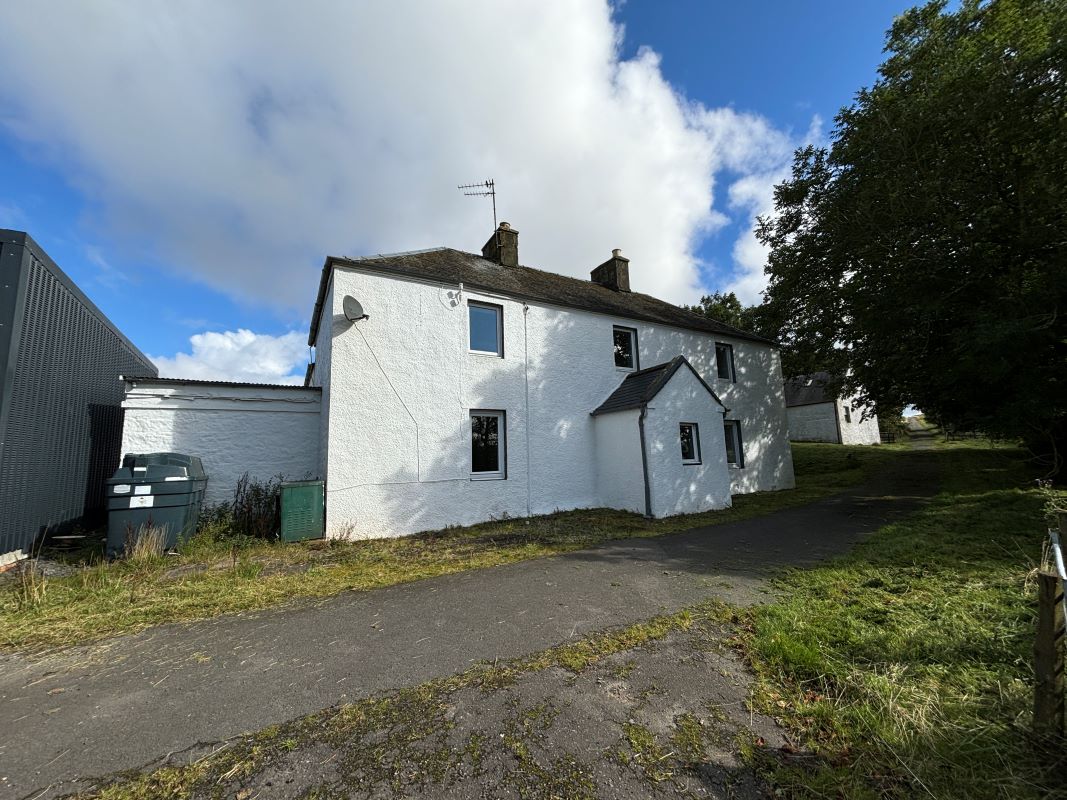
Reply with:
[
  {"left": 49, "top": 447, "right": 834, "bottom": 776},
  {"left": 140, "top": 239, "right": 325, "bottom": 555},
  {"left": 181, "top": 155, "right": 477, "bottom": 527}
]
[
  {"left": 591, "top": 356, "right": 725, "bottom": 416},
  {"left": 783, "top": 372, "right": 835, "bottom": 407},
  {"left": 122, "top": 376, "right": 319, "bottom": 390},
  {"left": 308, "top": 247, "right": 776, "bottom": 347}
]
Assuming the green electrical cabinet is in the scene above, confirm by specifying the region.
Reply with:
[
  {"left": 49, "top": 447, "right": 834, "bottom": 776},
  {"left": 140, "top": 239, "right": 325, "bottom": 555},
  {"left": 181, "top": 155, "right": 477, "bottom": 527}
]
[{"left": 279, "top": 480, "right": 325, "bottom": 542}]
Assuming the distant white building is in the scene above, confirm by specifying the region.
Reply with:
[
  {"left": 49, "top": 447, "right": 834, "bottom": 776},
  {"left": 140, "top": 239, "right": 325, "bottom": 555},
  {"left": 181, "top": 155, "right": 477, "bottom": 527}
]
[
  {"left": 784, "top": 373, "right": 880, "bottom": 446},
  {"left": 122, "top": 223, "right": 797, "bottom": 538}
]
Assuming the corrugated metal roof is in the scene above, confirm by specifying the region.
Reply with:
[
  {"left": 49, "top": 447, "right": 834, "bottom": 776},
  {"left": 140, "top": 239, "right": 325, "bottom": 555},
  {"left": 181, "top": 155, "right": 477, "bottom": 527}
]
[
  {"left": 307, "top": 247, "right": 777, "bottom": 347},
  {"left": 122, "top": 376, "right": 320, "bottom": 390},
  {"left": 591, "top": 356, "right": 725, "bottom": 415}
]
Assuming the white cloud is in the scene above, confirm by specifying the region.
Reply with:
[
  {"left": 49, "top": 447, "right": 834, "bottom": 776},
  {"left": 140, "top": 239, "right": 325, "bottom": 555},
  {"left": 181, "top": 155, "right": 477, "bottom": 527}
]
[
  {"left": 150, "top": 330, "right": 307, "bottom": 384},
  {"left": 723, "top": 114, "right": 824, "bottom": 304},
  {"left": 0, "top": 1, "right": 805, "bottom": 311},
  {"left": 85, "top": 244, "right": 130, "bottom": 290},
  {"left": 0, "top": 202, "right": 27, "bottom": 229}
]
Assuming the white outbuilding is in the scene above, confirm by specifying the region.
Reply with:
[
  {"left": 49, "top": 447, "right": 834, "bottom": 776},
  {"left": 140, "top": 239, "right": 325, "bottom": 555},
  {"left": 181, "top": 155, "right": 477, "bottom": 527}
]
[
  {"left": 120, "top": 379, "right": 322, "bottom": 506},
  {"left": 121, "top": 223, "right": 797, "bottom": 538},
  {"left": 784, "top": 373, "right": 881, "bottom": 445}
]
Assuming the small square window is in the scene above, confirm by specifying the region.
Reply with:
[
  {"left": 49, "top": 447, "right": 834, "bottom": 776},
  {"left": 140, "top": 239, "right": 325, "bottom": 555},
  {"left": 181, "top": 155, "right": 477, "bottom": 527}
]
[
  {"left": 471, "top": 410, "right": 506, "bottom": 479},
  {"left": 715, "top": 343, "right": 735, "bottom": 381},
  {"left": 613, "top": 326, "right": 638, "bottom": 370},
  {"left": 724, "top": 420, "right": 744, "bottom": 467},
  {"left": 469, "top": 301, "right": 503, "bottom": 356},
  {"left": 679, "top": 422, "right": 701, "bottom": 465}
]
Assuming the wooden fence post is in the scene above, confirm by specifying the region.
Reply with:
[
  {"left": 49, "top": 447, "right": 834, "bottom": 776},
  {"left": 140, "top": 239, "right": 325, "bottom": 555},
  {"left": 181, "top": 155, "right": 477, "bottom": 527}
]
[{"left": 1034, "top": 570, "right": 1065, "bottom": 735}]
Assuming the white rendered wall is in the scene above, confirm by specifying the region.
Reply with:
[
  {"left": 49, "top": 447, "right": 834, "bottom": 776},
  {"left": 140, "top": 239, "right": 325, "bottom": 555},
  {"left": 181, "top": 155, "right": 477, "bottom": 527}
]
[
  {"left": 786, "top": 402, "right": 840, "bottom": 443},
  {"left": 837, "top": 398, "right": 881, "bottom": 445},
  {"left": 311, "top": 278, "right": 335, "bottom": 480},
  {"left": 121, "top": 383, "right": 322, "bottom": 506},
  {"left": 787, "top": 399, "right": 881, "bottom": 445},
  {"left": 643, "top": 367, "right": 730, "bottom": 517},
  {"left": 322, "top": 265, "right": 795, "bottom": 538},
  {"left": 593, "top": 409, "right": 645, "bottom": 514}
]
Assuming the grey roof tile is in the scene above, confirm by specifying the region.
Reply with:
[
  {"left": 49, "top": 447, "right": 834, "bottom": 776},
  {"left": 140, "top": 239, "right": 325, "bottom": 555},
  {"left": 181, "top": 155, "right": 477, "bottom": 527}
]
[
  {"left": 591, "top": 356, "right": 725, "bottom": 416},
  {"left": 308, "top": 247, "right": 775, "bottom": 346},
  {"left": 783, "top": 372, "right": 835, "bottom": 407}
]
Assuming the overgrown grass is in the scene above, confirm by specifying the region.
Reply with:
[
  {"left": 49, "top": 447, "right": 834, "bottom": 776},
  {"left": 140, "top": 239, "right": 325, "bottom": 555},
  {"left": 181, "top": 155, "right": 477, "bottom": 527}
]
[
  {"left": 0, "top": 443, "right": 900, "bottom": 651},
  {"left": 739, "top": 445, "right": 1065, "bottom": 798}
]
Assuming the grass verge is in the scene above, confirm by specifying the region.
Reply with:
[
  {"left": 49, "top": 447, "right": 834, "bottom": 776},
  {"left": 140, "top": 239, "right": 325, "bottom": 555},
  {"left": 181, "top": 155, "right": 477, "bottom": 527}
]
[
  {"left": 1, "top": 442, "right": 893, "bottom": 651},
  {"left": 738, "top": 444, "right": 1065, "bottom": 799}
]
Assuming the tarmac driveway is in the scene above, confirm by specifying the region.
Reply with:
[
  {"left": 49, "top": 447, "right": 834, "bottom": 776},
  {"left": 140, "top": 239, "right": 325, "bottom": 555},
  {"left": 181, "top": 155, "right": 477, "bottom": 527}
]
[{"left": 0, "top": 453, "right": 937, "bottom": 799}]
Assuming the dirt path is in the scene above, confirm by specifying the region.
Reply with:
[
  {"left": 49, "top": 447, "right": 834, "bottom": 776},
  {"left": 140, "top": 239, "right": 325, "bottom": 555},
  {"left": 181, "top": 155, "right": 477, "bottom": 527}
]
[{"left": 0, "top": 452, "right": 939, "bottom": 799}]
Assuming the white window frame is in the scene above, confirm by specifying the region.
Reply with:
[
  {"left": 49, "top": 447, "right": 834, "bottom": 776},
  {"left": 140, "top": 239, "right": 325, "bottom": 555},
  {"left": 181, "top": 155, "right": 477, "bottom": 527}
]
[
  {"left": 470, "top": 410, "right": 506, "bottom": 480},
  {"left": 724, "top": 419, "right": 744, "bottom": 468},
  {"left": 468, "top": 301, "right": 504, "bottom": 357},
  {"left": 679, "top": 422, "right": 701, "bottom": 465},
  {"left": 613, "top": 325, "right": 639, "bottom": 371},
  {"left": 715, "top": 342, "right": 735, "bottom": 382}
]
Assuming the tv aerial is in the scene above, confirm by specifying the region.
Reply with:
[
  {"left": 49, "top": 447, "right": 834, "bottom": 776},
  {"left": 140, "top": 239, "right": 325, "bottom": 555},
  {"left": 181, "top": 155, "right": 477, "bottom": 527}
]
[{"left": 458, "top": 178, "right": 497, "bottom": 229}]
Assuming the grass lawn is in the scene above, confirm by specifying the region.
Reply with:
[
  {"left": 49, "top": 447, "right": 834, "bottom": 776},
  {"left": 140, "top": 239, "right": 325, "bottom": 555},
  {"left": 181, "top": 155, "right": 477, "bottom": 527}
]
[
  {"left": 740, "top": 444, "right": 1065, "bottom": 798},
  {"left": 11, "top": 438, "right": 1060, "bottom": 798},
  {"left": 2, "top": 442, "right": 895, "bottom": 651}
]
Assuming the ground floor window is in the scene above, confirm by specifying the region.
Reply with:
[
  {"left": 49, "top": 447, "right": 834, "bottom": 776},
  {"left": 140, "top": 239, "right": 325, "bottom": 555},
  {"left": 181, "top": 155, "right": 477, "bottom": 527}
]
[
  {"left": 471, "top": 410, "right": 506, "bottom": 479},
  {"left": 724, "top": 420, "right": 744, "bottom": 467},
  {"left": 679, "top": 422, "right": 701, "bottom": 464}
]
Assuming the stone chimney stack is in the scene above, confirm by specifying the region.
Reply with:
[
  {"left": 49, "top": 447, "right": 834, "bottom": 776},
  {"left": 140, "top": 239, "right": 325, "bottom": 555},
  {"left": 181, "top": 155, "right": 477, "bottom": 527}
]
[
  {"left": 481, "top": 222, "right": 519, "bottom": 267},
  {"left": 590, "top": 248, "right": 631, "bottom": 292}
]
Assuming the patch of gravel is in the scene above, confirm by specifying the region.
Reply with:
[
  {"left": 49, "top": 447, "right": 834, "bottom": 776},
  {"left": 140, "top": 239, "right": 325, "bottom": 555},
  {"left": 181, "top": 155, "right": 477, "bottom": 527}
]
[
  {"left": 0, "top": 557, "right": 79, "bottom": 583},
  {"left": 77, "top": 618, "right": 786, "bottom": 800}
]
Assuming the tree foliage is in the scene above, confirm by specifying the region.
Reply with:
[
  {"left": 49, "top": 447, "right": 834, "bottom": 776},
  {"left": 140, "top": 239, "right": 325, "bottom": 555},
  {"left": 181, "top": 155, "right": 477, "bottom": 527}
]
[
  {"left": 757, "top": 0, "right": 1067, "bottom": 470},
  {"left": 683, "top": 292, "right": 753, "bottom": 332}
]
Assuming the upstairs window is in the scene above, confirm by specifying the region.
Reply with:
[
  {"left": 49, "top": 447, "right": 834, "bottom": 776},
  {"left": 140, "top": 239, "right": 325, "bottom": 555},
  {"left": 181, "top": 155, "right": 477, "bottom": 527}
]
[
  {"left": 679, "top": 423, "right": 701, "bottom": 465},
  {"left": 471, "top": 410, "right": 506, "bottom": 479},
  {"left": 844, "top": 406, "right": 852, "bottom": 423},
  {"left": 469, "top": 301, "right": 503, "bottom": 356},
  {"left": 724, "top": 420, "right": 744, "bottom": 467},
  {"left": 613, "top": 326, "right": 638, "bottom": 370},
  {"left": 715, "top": 342, "right": 735, "bottom": 381}
]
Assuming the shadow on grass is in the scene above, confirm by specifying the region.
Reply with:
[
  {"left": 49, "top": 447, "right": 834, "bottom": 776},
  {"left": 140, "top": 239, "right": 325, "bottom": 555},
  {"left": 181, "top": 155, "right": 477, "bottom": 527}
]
[{"left": 736, "top": 446, "right": 1066, "bottom": 799}]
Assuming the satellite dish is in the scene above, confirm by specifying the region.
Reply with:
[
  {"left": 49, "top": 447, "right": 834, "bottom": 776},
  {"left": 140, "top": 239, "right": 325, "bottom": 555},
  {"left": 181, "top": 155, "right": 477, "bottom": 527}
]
[{"left": 342, "top": 295, "right": 368, "bottom": 322}]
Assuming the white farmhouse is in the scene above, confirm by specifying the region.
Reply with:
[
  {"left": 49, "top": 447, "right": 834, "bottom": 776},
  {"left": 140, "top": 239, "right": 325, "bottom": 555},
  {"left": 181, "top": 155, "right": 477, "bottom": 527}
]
[
  {"left": 305, "top": 223, "right": 796, "bottom": 537},
  {"left": 784, "top": 372, "right": 880, "bottom": 445},
  {"left": 122, "top": 224, "right": 796, "bottom": 538}
]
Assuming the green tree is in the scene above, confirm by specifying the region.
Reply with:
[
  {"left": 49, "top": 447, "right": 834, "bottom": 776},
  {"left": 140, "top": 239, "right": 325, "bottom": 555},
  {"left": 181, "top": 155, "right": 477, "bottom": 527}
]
[
  {"left": 684, "top": 292, "right": 826, "bottom": 378},
  {"left": 757, "top": 0, "right": 1067, "bottom": 472},
  {"left": 683, "top": 292, "right": 750, "bottom": 331}
]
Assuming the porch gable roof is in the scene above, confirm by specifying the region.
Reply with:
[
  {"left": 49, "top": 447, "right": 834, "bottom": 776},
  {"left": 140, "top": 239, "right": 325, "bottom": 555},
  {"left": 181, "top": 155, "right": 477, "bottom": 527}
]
[{"left": 591, "top": 355, "right": 726, "bottom": 416}]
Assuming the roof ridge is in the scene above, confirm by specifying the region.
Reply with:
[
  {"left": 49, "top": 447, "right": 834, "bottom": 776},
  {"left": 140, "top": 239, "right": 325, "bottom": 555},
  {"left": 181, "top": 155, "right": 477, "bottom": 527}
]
[
  {"left": 308, "top": 246, "right": 779, "bottom": 347},
  {"left": 334, "top": 246, "right": 449, "bottom": 263},
  {"left": 441, "top": 249, "right": 766, "bottom": 340}
]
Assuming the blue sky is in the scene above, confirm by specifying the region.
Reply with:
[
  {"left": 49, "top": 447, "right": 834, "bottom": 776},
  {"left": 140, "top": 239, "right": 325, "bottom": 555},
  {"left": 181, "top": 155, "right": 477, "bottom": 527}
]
[{"left": 0, "top": 1, "right": 916, "bottom": 382}]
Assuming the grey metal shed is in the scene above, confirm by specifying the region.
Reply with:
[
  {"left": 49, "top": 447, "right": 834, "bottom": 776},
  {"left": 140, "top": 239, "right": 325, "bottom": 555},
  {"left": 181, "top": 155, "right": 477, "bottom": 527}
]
[{"left": 0, "top": 230, "right": 157, "bottom": 561}]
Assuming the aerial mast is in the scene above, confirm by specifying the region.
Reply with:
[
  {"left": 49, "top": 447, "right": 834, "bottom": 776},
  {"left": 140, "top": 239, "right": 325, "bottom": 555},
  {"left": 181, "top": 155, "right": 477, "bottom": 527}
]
[{"left": 457, "top": 179, "right": 497, "bottom": 229}]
